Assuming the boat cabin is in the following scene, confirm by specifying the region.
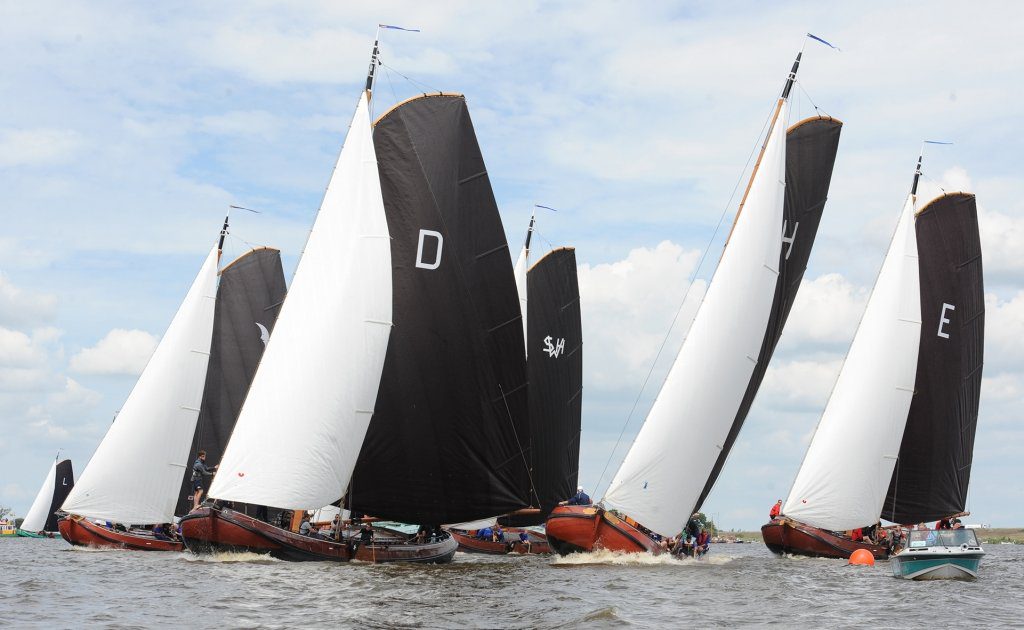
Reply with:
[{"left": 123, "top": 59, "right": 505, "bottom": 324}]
[{"left": 907, "top": 528, "right": 981, "bottom": 550}]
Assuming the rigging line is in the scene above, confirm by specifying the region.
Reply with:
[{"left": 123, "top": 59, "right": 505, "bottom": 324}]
[
  {"left": 499, "top": 383, "right": 541, "bottom": 509},
  {"left": 378, "top": 61, "right": 444, "bottom": 94},
  {"left": 591, "top": 95, "right": 780, "bottom": 499},
  {"left": 383, "top": 65, "right": 400, "bottom": 105},
  {"left": 796, "top": 81, "right": 830, "bottom": 118}
]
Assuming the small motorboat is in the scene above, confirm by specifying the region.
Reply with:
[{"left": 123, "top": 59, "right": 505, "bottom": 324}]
[{"left": 891, "top": 528, "right": 984, "bottom": 580}]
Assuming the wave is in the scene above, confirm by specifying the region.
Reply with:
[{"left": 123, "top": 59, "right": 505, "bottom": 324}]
[
  {"left": 180, "top": 551, "right": 280, "bottom": 564},
  {"left": 551, "top": 548, "right": 736, "bottom": 566}
]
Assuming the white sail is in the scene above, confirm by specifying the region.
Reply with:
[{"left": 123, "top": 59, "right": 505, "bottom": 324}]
[
  {"left": 603, "top": 101, "right": 789, "bottom": 536},
  {"left": 62, "top": 247, "right": 219, "bottom": 524},
  {"left": 209, "top": 92, "right": 392, "bottom": 510},
  {"left": 21, "top": 459, "right": 58, "bottom": 532},
  {"left": 513, "top": 224, "right": 531, "bottom": 351},
  {"left": 783, "top": 195, "right": 921, "bottom": 531}
]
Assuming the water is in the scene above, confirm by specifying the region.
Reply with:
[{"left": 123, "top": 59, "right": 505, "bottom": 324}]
[{"left": 2, "top": 539, "right": 1022, "bottom": 628}]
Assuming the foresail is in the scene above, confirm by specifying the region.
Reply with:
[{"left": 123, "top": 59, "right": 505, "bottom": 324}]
[
  {"left": 210, "top": 92, "right": 392, "bottom": 510},
  {"left": 21, "top": 460, "right": 57, "bottom": 533},
  {"left": 694, "top": 116, "right": 842, "bottom": 510},
  {"left": 603, "top": 101, "right": 789, "bottom": 537},
  {"left": 175, "top": 247, "right": 287, "bottom": 516},
  {"left": 350, "top": 94, "right": 530, "bottom": 525},
  {"left": 883, "top": 193, "right": 984, "bottom": 523},
  {"left": 784, "top": 195, "right": 921, "bottom": 531},
  {"left": 62, "top": 247, "right": 219, "bottom": 524},
  {"left": 514, "top": 244, "right": 530, "bottom": 349}
]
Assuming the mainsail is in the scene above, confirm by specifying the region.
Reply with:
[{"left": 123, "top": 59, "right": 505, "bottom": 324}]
[
  {"left": 524, "top": 247, "right": 583, "bottom": 520},
  {"left": 62, "top": 247, "right": 219, "bottom": 524},
  {"left": 209, "top": 92, "right": 393, "bottom": 510},
  {"left": 175, "top": 247, "right": 287, "bottom": 516},
  {"left": 604, "top": 65, "right": 793, "bottom": 537},
  {"left": 882, "top": 193, "right": 984, "bottom": 524},
  {"left": 22, "top": 458, "right": 74, "bottom": 533},
  {"left": 695, "top": 115, "right": 843, "bottom": 510},
  {"left": 349, "top": 93, "right": 531, "bottom": 525},
  {"left": 783, "top": 194, "right": 922, "bottom": 531}
]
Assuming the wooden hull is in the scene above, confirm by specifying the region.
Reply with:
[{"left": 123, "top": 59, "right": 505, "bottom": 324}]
[
  {"left": 449, "top": 529, "right": 551, "bottom": 555},
  {"left": 545, "top": 505, "right": 662, "bottom": 556},
  {"left": 761, "top": 518, "right": 888, "bottom": 559},
  {"left": 181, "top": 506, "right": 456, "bottom": 563},
  {"left": 58, "top": 516, "right": 183, "bottom": 552}
]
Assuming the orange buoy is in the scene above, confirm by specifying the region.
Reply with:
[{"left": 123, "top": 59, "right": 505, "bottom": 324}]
[{"left": 848, "top": 549, "right": 875, "bottom": 566}]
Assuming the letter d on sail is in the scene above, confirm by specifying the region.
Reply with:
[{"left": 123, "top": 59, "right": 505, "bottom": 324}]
[{"left": 415, "top": 229, "right": 443, "bottom": 270}]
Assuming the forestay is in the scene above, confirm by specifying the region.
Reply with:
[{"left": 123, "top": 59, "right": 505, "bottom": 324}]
[
  {"left": 210, "top": 92, "right": 392, "bottom": 510},
  {"left": 604, "top": 101, "right": 789, "bottom": 537},
  {"left": 784, "top": 195, "right": 921, "bottom": 531},
  {"left": 62, "top": 247, "right": 219, "bottom": 524}
]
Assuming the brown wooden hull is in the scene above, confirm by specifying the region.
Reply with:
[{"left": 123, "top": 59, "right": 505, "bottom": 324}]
[
  {"left": 449, "top": 528, "right": 551, "bottom": 555},
  {"left": 181, "top": 506, "right": 456, "bottom": 563},
  {"left": 545, "top": 505, "right": 662, "bottom": 556},
  {"left": 58, "top": 516, "right": 183, "bottom": 552},
  {"left": 761, "top": 518, "right": 889, "bottom": 559}
]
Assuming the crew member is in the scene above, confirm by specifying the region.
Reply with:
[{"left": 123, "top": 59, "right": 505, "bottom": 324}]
[
  {"left": 562, "top": 486, "right": 592, "bottom": 506},
  {"left": 190, "top": 450, "right": 218, "bottom": 511},
  {"left": 769, "top": 499, "right": 782, "bottom": 520}
]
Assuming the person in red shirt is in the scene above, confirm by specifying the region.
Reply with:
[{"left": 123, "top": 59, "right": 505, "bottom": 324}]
[
  {"left": 850, "top": 528, "right": 863, "bottom": 542},
  {"left": 769, "top": 500, "right": 782, "bottom": 520}
]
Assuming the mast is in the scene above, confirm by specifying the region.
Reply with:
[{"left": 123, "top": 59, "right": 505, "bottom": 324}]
[
  {"left": 217, "top": 212, "right": 229, "bottom": 258},
  {"left": 364, "top": 29, "right": 380, "bottom": 100},
  {"left": 513, "top": 212, "right": 536, "bottom": 351}
]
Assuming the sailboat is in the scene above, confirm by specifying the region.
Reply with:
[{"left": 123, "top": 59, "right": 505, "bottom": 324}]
[
  {"left": 174, "top": 246, "right": 286, "bottom": 518},
  {"left": 762, "top": 157, "right": 985, "bottom": 562},
  {"left": 546, "top": 49, "right": 842, "bottom": 556},
  {"left": 181, "top": 36, "right": 533, "bottom": 563},
  {"left": 16, "top": 457, "right": 74, "bottom": 538},
  {"left": 57, "top": 220, "right": 281, "bottom": 551},
  {"left": 58, "top": 238, "right": 220, "bottom": 551},
  {"left": 449, "top": 217, "right": 583, "bottom": 555}
]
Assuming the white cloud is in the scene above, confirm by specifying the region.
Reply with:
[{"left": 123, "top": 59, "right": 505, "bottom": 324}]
[
  {"left": 761, "top": 358, "right": 844, "bottom": 412},
  {"left": 69, "top": 328, "right": 158, "bottom": 376},
  {"left": 577, "top": 240, "right": 705, "bottom": 391},
  {"left": 0, "top": 273, "right": 57, "bottom": 327},
  {"left": 780, "top": 273, "right": 867, "bottom": 351},
  {"left": 0, "top": 127, "right": 83, "bottom": 168}
]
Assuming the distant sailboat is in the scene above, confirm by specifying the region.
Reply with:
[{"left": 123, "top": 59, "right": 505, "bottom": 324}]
[
  {"left": 546, "top": 49, "right": 841, "bottom": 555},
  {"left": 762, "top": 154, "right": 985, "bottom": 560},
  {"left": 17, "top": 456, "right": 74, "bottom": 538}
]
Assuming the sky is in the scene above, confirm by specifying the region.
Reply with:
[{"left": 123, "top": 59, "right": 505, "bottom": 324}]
[{"left": 1, "top": 1, "right": 1021, "bottom": 530}]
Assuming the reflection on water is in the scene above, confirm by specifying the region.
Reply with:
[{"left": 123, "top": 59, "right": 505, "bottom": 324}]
[{"left": 1, "top": 539, "right": 1022, "bottom": 628}]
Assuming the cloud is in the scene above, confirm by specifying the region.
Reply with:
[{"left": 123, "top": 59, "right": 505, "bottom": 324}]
[
  {"left": 0, "top": 273, "right": 57, "bottom": 327},
  {"left": 69, "top": 328, "right": 158, "bottom": 376},
  {"left": 577, "top": 240, "right": 705, "bottom": 391},
  {"left": 780, "top": 273, "right": 868, "bottom": 351},
  {"left": 0, "top": 128, "right": 83, "bottom": 168}
]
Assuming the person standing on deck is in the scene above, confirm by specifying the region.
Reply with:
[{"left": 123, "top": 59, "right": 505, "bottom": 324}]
[
  {"left": 769, "top": 499, "right": 782, "bottom": 520},
  {"left": 190, "top": 450, "right": 218, "bottom": 510}
]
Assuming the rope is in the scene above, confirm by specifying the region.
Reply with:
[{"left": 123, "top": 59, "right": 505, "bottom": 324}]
[
  {"left": 499, "top": 383, "right": 541, "bottom": 508},
  {"left": 590, "top": 96, "right": 780, "bottom": 498},
  {"left": 378, "top": 60, "right": 444, "bottom": 95}
]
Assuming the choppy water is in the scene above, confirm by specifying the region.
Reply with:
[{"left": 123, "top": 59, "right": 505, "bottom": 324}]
[{"left": 2, "top": 538, "right": 1022, "bottom": 628}]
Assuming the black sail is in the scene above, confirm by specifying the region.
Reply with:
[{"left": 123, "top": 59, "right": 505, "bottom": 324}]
[
  {"left": 350, "top": 94, "right": 531, "bottom": 524},
  {"left": 695, "top": 116, "right": 843, "bottom": 510},
  {"left": 504, "top": 248, "right": 583, "bottom": 526},
  {"left": 175, "top": 247, "right": 287, "bottom": 516},
  {"left": 46, "top": 459, "right": 74, "bottom": 532},
  {"left": 882, "top": 193, "right": 984, "bottom": 524}
]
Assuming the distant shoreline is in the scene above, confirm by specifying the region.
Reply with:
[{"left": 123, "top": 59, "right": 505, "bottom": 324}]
[{"left": 717, "top": 527, "right": 1024, "bottom": 544}]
